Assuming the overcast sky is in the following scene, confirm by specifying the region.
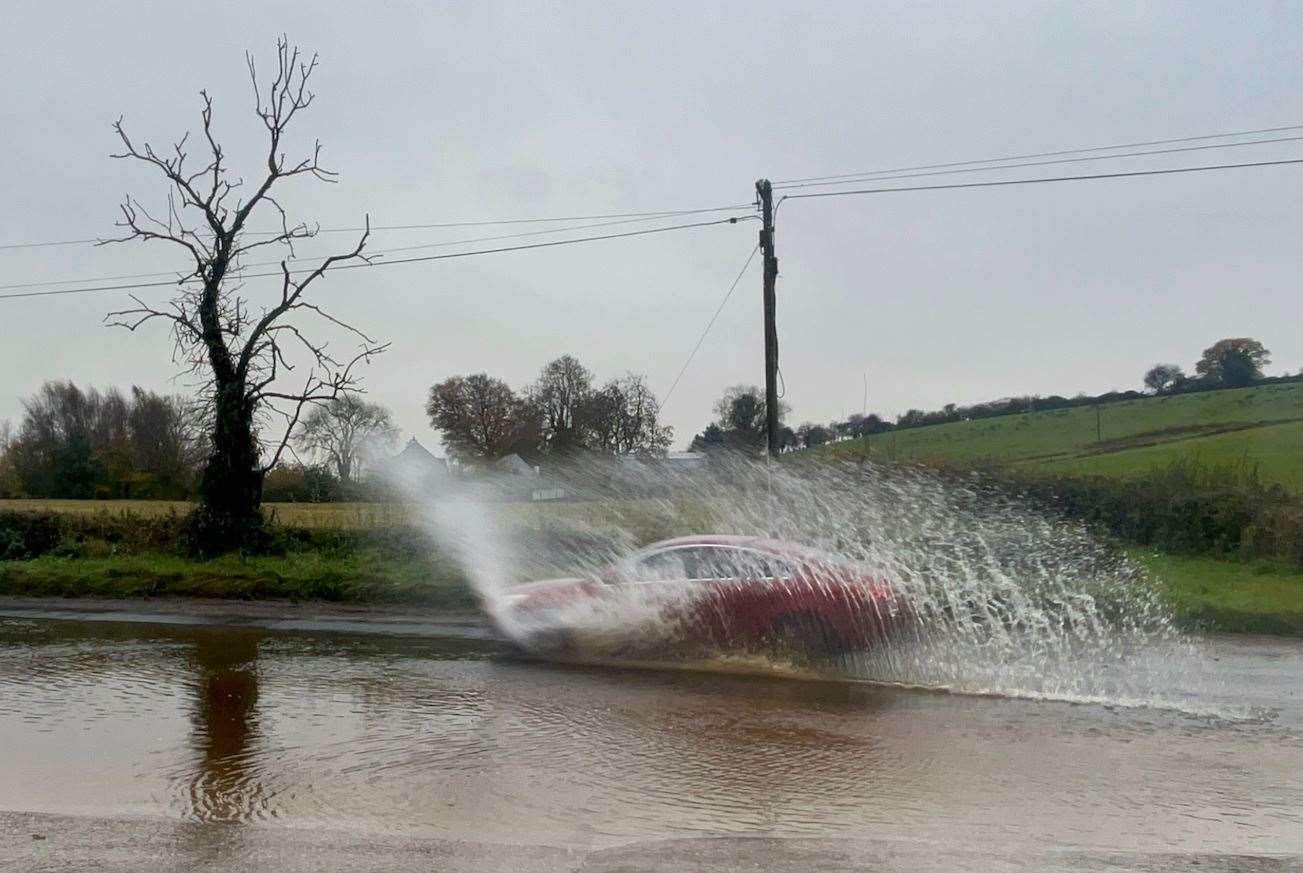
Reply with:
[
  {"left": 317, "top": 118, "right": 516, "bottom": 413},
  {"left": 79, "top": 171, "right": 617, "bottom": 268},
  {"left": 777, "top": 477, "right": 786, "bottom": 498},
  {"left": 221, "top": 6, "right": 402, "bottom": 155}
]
[{"left": 3, "top": 2, "right": 1302, "bottom": 454}]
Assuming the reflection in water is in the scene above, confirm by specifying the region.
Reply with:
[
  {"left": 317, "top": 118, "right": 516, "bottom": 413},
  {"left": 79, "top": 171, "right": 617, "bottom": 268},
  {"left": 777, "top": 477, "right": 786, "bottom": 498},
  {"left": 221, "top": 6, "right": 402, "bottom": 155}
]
[
  {"left": 182, "top": 630, "right": 267, "bottom": 822},
  {"left": 1, "top": 616, "right": 1300, "bottom": 856}
]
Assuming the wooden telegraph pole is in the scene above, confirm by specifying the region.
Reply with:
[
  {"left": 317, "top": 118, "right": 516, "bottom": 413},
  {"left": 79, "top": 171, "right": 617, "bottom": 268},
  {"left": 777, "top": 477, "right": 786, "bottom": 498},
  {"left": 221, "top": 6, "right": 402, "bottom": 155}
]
[{"left": 757, "top": 179, "right": 780, "bottom": 458}]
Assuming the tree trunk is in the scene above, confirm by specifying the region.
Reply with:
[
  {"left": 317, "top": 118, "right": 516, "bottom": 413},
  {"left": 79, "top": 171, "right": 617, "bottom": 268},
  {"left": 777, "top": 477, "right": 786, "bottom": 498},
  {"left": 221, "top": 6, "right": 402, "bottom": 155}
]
[{"left": 191, "top": 384, "right": 265, "bottom": 555}]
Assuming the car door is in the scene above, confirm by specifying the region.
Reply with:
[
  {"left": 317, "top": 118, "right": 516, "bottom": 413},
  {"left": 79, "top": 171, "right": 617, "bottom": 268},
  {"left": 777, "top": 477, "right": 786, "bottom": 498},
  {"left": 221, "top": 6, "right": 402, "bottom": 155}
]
[{"left": 693, "top": 546, "right": 805, "bottom": 642}]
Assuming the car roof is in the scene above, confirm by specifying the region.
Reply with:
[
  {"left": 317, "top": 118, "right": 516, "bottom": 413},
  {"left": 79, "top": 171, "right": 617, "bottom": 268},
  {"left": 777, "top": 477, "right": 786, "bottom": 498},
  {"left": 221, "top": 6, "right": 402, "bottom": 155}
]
[{"left": 639, "top": 534, "right": 833, "bottom": 560}]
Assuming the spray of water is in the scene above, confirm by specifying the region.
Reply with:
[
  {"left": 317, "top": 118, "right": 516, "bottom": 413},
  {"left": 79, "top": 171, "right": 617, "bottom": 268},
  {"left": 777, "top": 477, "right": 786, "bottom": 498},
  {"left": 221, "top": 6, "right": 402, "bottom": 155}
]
[{"left": 388, "top": 454, "right": 1208, "bottom": 708}]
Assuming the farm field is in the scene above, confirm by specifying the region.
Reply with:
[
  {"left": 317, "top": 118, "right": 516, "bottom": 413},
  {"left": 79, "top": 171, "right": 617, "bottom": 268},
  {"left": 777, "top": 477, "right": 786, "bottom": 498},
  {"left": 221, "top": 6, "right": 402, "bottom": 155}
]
[
  {"left": 820, "top": 382, "right": 1303, "bottom": 491},
  {"left": 0, "top": 499, "right": 414, "bottom": 529}
]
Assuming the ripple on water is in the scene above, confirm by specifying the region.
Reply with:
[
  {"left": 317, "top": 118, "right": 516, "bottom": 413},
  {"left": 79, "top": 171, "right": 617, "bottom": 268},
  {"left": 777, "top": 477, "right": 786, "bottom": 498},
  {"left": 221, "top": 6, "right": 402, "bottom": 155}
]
[{"left": 1, "top": 617, "right": 1300, "bottom": 855}]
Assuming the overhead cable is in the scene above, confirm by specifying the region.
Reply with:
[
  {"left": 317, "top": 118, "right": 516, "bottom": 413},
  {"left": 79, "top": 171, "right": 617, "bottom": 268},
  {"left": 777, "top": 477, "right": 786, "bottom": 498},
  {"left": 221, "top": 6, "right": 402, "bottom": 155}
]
[
  {"left": 661, "top": 245, "right": 760, "bottom": 410},
  {"left": 780, "top": 157, "right": 1303, "bottom": 202},
  {"left": 0, "top": 204, "right": 753, "bottom": 252},
  {"left": 772, "top": 134, "right": 1303, "bottom": 190},
  {"left": 0, "top": 215, "right": 755, "bottom": 301},
  {"left": 772, "top": 122, "right": 1303, "bottom": 186}
]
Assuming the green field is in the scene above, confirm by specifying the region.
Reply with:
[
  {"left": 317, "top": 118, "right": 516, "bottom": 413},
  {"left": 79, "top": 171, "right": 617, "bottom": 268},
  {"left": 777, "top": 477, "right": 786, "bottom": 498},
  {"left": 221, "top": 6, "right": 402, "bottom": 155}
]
[
  {"left": 823, "top": 382, "right": 1303, "bottom": 491},
  {"left": 1136, "top": 551, "right": 1303, "bottom": 636}
]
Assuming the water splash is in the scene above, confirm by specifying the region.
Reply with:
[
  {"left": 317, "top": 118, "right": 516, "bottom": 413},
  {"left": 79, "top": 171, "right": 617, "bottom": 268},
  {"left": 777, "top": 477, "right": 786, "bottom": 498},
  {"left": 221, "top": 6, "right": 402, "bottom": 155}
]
[{"left": 388, "top": 454, "right": 1204, "bottom": 707}]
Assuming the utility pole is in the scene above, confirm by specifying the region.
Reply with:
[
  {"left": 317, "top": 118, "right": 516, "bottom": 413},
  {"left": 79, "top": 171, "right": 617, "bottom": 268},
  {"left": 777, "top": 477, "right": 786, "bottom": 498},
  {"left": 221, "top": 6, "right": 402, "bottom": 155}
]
[
  {"left": 757, "top": 178, "right": 780, "bottom": 458},
  {"left": 862, "top": 372, "right": 870, "bottom": 458}
]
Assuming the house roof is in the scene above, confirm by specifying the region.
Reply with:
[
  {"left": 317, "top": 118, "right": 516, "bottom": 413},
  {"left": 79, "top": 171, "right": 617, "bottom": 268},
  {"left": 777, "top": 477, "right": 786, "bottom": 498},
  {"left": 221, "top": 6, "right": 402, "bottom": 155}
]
[{"left": 393, "top": 438, "right": 447, "bottom": 471}]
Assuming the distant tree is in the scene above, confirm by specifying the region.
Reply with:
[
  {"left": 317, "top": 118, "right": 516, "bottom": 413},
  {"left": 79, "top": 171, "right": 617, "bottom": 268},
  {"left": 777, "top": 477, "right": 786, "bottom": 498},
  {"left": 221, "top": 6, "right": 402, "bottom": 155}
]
[
  {"left": 295, "top": 395, "right": 397, "bottom": 484},
  {"left": 714, "top": 385, "right": 767, "bottom": 444},
  {"left": 797, "top": 422, "right": 831, "bottom": 449},
  {"left": 530, "top": 355, "right": 594, "bottom": 454},
  {"left": 126, "top": 389, "right": 206, "bottom": 496},
  {"left": 8, "top": 382, "right": 105, "bottom": 498},
  {"left": 705, "top": 384, "right": 790, "bottom": 453},
  {"left": 778, "top": 425, "right": 798, "bottom": 452},
  {"left": 583, "top": 374, "right": 672, "bottom": 456},
  {"left": 104, "top": 38, "right": 386, "bottom": 552},
  {"left": 896, "top": 408, "right": 927, "bottom": 429},
  {"left": 426, "top": 374, "right": 539, "bottom": 461},
  {"left": 688, "top": 423, "right": 727, "bottom": 453},
  {"left": 1143, "top": 363, "right": 1185, "bottom": 394},
  {"left": 0, "top": 420, "right": 17, "bottom": 497},
  {"left": 1195, "top": 338, "right": 1271, "bottom": 388},
  {"left": 261, "top": 462, "right": 342, "bottom": 503}
]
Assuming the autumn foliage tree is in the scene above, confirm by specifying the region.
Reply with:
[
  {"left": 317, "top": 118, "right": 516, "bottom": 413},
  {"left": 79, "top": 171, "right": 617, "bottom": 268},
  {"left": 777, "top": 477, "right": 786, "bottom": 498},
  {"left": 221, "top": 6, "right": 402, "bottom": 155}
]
[
  {"left": 426, "top": 374, "right": 541, "bottom": 461},
  {"left": 105, "top": 38, "right": 385, "bottom": 552},
  {"left": 1195, "top": 338, "right": 1270, "bottom": 388}
]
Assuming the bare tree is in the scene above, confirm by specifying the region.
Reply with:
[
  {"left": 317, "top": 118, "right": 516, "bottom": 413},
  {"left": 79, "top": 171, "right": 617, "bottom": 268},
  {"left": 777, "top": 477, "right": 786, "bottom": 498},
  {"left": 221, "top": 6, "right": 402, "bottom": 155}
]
[
  {"left": 104, "top": 38, "right": 386, "bottom": 551},
  {"left": 295, "top": 395, "right": 397, "bottom": 484},
  {"left": 584, "top": 374, "right": 672, "bottom": 456},
  {"left": 529, "top": 355, "right": 593, "bottom": 454}
]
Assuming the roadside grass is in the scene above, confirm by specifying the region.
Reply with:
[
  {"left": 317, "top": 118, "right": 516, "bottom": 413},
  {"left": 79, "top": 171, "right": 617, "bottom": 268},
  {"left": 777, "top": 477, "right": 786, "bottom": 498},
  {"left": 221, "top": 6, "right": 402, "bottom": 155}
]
[
  {"left": 0, "top": 548, "right": 477, "bottom": 608},
  {"left": 819, "top": 382, "right": 1303, "bottom": 491},
  {"left": 1134, "top": 550, "right": 1303, "bottom": 636},
  {"left": 3, "top": 520, "right": 1301, "bottom": 636}
]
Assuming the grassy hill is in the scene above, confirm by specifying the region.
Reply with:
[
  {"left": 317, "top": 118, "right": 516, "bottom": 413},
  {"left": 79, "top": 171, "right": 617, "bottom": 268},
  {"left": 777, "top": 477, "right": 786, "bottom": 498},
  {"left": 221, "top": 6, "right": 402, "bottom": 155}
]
[{"left": 820, "top": 382, "right": 1303, "bottom": 491}]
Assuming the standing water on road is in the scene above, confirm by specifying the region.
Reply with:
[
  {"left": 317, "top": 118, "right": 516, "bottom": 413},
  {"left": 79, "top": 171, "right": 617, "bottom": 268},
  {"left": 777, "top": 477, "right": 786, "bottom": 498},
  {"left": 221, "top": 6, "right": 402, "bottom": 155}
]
[{"left": 0, "top": 615, "right": 1299, "bottom": 858}]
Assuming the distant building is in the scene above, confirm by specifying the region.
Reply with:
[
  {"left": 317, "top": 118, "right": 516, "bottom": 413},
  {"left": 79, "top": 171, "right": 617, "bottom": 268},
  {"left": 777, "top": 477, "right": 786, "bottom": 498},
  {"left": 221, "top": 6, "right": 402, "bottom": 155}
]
[
  {"left": 382, "top": 438, "right": 448, "bottom": 493},
  {"left": 494, "top": 453, "right": 538, "bottom": 477},
  {"left": 665, "top": 450, "right": 708, "bottom": 470}
]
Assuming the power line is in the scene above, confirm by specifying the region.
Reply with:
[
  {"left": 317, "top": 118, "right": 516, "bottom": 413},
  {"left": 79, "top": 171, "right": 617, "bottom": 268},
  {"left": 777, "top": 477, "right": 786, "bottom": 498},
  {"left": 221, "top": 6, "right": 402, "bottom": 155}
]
[
  {"left": 0, "top": 204, "right": 753, "bottom": 252},
  {"left": 0, "top": 215, "right": 755, "bottom": 301},
  {"left": 661, "top": 245, "right": 760, "bottom": 410},
  {"left": 0, "top": 213, "right": 732, "bottom": 293},
  {"left": 771, "top": 122, "right": 1303, "bottom": 186},
  {"left": 772, "top": 133, "right": 1303, "bottom": 190},
  {"left": 780, "top": 157, "right": 1303, "bottom": 202}
]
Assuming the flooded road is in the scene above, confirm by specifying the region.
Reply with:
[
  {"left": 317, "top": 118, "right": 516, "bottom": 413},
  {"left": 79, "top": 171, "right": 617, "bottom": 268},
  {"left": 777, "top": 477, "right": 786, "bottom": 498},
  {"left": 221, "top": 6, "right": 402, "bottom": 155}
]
[{"left": 2, "top": 608, "right": 1301, "bottom": 869}]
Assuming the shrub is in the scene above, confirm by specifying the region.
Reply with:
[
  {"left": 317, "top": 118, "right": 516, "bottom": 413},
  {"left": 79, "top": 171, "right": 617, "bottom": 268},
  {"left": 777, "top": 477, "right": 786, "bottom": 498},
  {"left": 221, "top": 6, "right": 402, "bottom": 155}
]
[{"left": 1009, "top": 457, "right": 1303, "bottom": 567}]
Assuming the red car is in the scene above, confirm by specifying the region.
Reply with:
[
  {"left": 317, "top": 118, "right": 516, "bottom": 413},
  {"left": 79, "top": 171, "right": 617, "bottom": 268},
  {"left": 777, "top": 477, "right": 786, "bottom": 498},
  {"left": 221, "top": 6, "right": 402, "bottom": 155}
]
[{"left": 494, "top": 534, "right": 912, "bottom": 664}]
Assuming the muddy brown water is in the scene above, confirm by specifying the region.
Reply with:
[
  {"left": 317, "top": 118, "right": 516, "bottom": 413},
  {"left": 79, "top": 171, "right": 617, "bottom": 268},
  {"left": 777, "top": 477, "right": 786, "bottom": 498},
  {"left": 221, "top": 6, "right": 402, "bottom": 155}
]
[{"left": 1, "top": 611, "right": 1300, "bottom": 860}]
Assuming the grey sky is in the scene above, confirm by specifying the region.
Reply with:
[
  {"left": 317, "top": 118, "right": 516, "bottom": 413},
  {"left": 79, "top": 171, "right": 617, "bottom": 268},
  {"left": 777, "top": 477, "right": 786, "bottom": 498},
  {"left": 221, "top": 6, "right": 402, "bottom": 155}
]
[{"left": 3, "top": 2, "right": 1302, "bottom": 454}]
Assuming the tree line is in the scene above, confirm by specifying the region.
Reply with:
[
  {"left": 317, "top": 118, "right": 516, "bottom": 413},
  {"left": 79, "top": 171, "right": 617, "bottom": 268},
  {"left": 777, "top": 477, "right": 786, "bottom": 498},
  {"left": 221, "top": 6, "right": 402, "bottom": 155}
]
[
  {"left": 0, "top": 353, "right": 674, "bottom": 501},
  {"left": 0, "top": 382, "right": 205, "bottom": 499},
  {"left": 426, "top": 354, "right": 672, "bottom": 462}
]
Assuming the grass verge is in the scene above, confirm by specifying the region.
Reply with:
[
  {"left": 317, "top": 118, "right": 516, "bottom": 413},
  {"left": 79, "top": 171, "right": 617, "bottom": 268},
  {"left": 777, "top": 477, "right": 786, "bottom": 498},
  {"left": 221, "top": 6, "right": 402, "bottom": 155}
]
[
  {"left": 1134, "top": 551, "right": 1303, "bottom": 636},
  {"left": 0, "top": 548, "right": 477, "bottom": 609}
]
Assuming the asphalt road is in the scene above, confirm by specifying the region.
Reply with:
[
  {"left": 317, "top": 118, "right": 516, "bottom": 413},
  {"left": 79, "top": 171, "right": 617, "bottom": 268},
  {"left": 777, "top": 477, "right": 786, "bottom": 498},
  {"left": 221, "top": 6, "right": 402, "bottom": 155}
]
[{"left": 6, "top": 811, "right": 1297, "bottom": 873}]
